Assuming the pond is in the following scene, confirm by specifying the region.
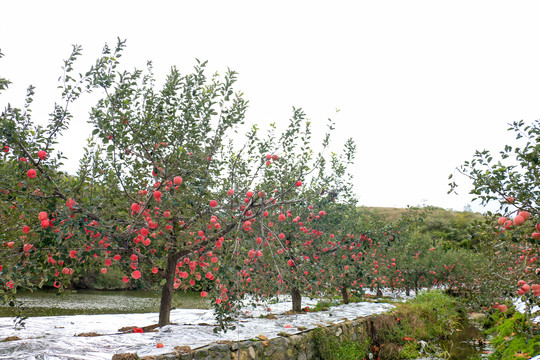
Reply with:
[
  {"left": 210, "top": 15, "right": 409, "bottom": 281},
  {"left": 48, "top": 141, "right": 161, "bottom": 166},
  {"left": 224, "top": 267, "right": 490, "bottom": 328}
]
[
  {"left": 416, "top": 320, "right": 491, "bottom": 360},
  {"left": 0, "top": 289, "right": 209, "bottom": 318}
]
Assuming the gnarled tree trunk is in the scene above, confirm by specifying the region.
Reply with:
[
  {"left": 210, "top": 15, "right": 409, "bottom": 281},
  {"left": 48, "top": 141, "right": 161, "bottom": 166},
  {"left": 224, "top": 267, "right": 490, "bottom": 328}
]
[
  {"left": 291, "top": 287, "right": 302, "bottom": 312},
  {"left": 341, "top": 286, "right": 349, "bottom": 304},
  {"left": 158, "top": 251, "right": 181, "bottom": 326}
]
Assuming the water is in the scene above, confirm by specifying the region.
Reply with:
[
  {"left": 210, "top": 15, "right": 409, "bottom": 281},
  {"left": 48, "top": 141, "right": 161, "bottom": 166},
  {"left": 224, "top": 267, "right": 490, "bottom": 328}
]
[
  {"left": 0, "top": 289, "right": 209, "bottom": 317},
  {"left": 416, "top": 321, "right": 490, "bottom": 360}
]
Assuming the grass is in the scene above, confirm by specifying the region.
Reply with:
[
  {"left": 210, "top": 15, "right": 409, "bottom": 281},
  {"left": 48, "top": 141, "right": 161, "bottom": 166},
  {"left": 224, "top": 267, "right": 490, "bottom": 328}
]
[
  {"left": 310, "top": 290, "right": 470, "bottom": 360},
  {"left": 310, "top": 327, "right": 370, "bottom": 360},
  {"left": 371, "top": 290, "right": 468, "bottom": 359},
  {"left": 483, "top": 306, "right": 540, "bottom": 359}
]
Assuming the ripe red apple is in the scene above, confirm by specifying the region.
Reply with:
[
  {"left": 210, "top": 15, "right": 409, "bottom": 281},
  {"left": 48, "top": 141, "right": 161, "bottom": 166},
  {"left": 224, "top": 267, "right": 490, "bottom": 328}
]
[
  {"left": 514, "top": 215, "right": 525, "bottom": 226},
  {"left": 519, "top": 211, "right": 530, "bottom": 221},
  {"left": 27, "top": 169, "right": 37, "bottom": 178},
  {"left": 153, "top": 191, "right": 162, "bottom": 200},
  {"left": 295, "top": 181, "right": 302, "bottom": 187},
  {"left": 209, "top": 200, "right": 218, "bottom": 207},
  {"left": 173, "top": 176, "right": 182, "bottom": 185},
  {"left": 131, "top": 203, "right": 141, "bottom": 213},
  {"left": 246, "top": 191, "right": 254, "bottom": 198},
  {"left": 272, "top": 155, "right": 278, "bottom": 161},
  {"left": 22, "top": 226, "right": 30, "bottom": 234},
  {"left": 37, "top": 150, "right": 47, "bottom": 160},
  {"left": 132, "top": 270, "right": 141, "bottom": 279}
]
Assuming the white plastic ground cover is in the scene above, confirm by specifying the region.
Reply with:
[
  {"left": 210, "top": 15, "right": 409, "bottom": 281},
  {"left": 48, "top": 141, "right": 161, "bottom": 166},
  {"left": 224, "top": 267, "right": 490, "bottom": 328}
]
[
  {"left": 0, "top": 293, "right": 396, "bottom": 360},
  {"left": 512, "top": 298, "right": 540, "bottom": 324}
]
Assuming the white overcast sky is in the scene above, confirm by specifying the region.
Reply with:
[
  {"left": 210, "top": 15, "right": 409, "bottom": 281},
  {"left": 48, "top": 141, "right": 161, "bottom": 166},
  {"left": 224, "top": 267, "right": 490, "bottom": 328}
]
[{"left": 2, "top": 1, "right": 540, "bottom": 213}]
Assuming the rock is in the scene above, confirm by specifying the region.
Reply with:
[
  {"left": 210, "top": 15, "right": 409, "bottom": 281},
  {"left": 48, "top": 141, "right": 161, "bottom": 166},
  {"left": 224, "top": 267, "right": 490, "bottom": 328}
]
[
  {"left": 1, "top": 336, "right": 21, "bottom": 342},
  {"left": 264, "top": 314, "right": 278, "bottom": 319},
  {"left": 118, "top": 324, "right": 159, "bottom": 333},
  {"left": 261, "top": 341, "right": 270, "bottom": 347},
  {"left": 248, "top": 346, "right": 256, "bottom": 359},
  {"left": 257, "top": 334, "right": 268, "bottom": 341},
  {"left": 75, "top": 332, "right": 101, "bottom": 337},
  {"left": 239, "top": 349, "right": 249, "bottom": 360},
  {"left": 174, "top": 345, "right": 192, "bottom": 353},
  {"left": 468, "top": 312, "right": 486, "bottom": 320},
  {"left": 111, "top": 354, "right": 139, "bottom": 360}
]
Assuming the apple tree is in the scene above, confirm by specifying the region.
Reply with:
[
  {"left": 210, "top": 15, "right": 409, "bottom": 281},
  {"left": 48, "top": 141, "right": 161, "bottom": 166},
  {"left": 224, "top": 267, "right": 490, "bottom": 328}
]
[{"left": 0, "top": 40, "right": 357, "bottom": 330}]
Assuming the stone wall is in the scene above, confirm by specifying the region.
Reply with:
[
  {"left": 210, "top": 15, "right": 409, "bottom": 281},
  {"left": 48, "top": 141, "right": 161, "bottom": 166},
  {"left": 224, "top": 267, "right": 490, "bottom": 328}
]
[{"left": 129, "top": 316, "right": 372, "bottom": 360}]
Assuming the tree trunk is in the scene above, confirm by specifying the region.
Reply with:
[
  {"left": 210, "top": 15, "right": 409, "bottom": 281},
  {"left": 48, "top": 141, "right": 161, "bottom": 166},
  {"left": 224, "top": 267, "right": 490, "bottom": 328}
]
[
  {"left": 376, "top": 288, "right": 383, "bottom": 298},
  {"left": 291, "top": 287, "right": 302, "bottom": 312},
  {"left": 341, "top": 286, "right": 349, "bottom": 304},
  {"left": 405, "top": 287, "right": 410, "bottom": 297},
  {"left": 158, "top": 251, "right": 179, "bottom": 326}
]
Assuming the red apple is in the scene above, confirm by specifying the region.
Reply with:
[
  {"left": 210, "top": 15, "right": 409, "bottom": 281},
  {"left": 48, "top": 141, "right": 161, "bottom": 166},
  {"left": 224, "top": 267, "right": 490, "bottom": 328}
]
[
  {"left": 514, "top": 215, "right": 525, "bottom": 226},
  {"left": 132, "top": 270, "right": 141, "bottom": 279},
  {"left": 27, "top": 169, "right": 37, "bottom": 178},
  {"left": 519, "top": 211, "right": 530, "bottom": 221}
]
